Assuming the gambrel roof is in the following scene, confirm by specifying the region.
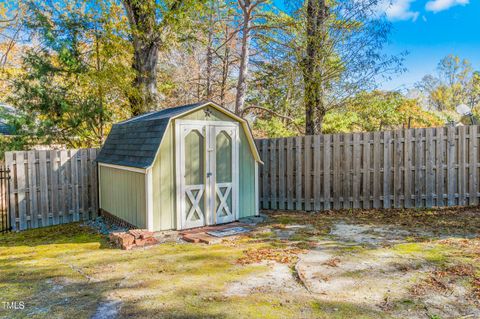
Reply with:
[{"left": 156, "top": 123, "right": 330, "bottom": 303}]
[{"left": 96, "top": 101, "right": 261, "bottom": 169}]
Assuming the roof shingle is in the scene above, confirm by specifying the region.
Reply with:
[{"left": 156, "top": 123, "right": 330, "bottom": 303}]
[{"left": 96, "top": 102, "right": 205, "bottom": 168}]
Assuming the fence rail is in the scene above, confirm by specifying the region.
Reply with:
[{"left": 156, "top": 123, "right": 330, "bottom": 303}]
[
  {"left": 256, "top": 125, "right": 480, "bottom": 211},
  {"left": 5, "top": 149, "right": 99, "bottom": 231}
]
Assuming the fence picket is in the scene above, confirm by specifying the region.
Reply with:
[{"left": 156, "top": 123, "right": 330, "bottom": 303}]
[
  {"left": 393, "top": 130, "right": 403, "bottom": 208},
  {"left": 404, "top": 129, "right": 413, "bottom": 208},
  {"left": 362, "top": 132, "right": 371, "bottom": 209},
  {"left": 414, "top": 129, "right": 423, "bottom": 207},
  {"left": 50, "top": 150, "right": 59, "bottom": 224},
  {"left": 27, "top": 151, "right": 38, "bottom": 228},
  {"left": 332, "top": 134, "right": 341, "bottom": 210},
  {"left": 383, "top": 131, "right": 392, "bottom": 208},
  {"left": 458, "top": 126, "right": 467, "bottom": 206},
  {"left": 38, "top": 151, "right": 49, "bottom": 227},
  {"left": 352, "top": 133, "right": 360, "bottom": 209},
  {"left": 343, "top": 134, "right": 351, "bottom": 209},
  {"left": 323, "top": 135, "right": 331, "bottom": 210},
  {"left": 304, "top": 136, "right": 312, "bottom": 211},
  {"left": 278, "top": 138, "right": 286, "bottom": 210},
  {"left": 373, "top": 132, "right": 381, "bottom": 209},
  {"left": 425, "top": 128, "right": 434, "bottom": 207},
  {"left": 286, "top": 138, "right": 294, "bottom": 210},
  {"left": 295, "top": 137, "right": 303, "bottom": 210},
  {"left": 447, "top": 127, "right": 456, "bottom": 206},
  {"left": 313, "top": 135, "right": 321, "bottom": 210},
  {"left": 469, "top": 126, "right": 478, "bottom": 205},
  {"left": 59, "top": 150, "right": 68, "bottom": 222},
  {"left": 436, "top": 127, "right": 445, "bottom": 207}
]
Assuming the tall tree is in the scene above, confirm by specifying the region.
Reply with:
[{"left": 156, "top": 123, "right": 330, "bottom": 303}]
[
  {"left": 415, "top": 55, "right": 479, "bottom": 112},
  {"left": 10, "top": 0, "right": 133, "bottom": 147},
  {"left": 122, "top": 0, "right": 202, "bottom": 115},
  {"left": 302, "top": 0, "right": 327, "bottom": 135},
  {"left": 288, "top": 0, "right": 404, "bottom": 134},
  {"left": 234, "top": 0, "right": 268, "bottom": 115}
]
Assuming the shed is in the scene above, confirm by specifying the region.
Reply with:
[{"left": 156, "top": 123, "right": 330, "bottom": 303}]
[{"left": 96, "top": 101, "right": 262, "bottom": 231}]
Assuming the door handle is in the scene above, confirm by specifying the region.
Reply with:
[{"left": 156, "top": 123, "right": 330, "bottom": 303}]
[{"left": 207, "top": 172, "right": 212, "bottom": 178}]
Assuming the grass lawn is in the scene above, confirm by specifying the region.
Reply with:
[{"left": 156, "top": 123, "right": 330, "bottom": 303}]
[{"left": 0, "top": 207, "right": 479, "bottom": 319}]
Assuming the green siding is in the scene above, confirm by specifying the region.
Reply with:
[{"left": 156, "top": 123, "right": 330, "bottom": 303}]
[
  {"left": 99, "top": 166, "right": 146, "bottom": 228},
  {"left": 152, "top": 124, "right": 176, "bottom": 231},
  {"left": 238, "top": 128, "right": 256, "bottom": 218},
  {"left": 149, "top": 105, "right": 258, "bottom": 231}
]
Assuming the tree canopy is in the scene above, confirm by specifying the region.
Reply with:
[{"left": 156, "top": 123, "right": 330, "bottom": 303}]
[{"left": 0, "top": 0, "right": 473, "bottom": 155}]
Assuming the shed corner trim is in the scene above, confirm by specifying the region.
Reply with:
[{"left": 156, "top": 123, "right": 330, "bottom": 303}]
[{"left": 145, "top": 167, "right": 154, "bottom": 231}]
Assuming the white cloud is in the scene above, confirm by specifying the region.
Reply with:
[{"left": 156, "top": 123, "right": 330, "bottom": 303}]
[
  {"left": 425, "top": 0, "right": 469, "bottom": 12},
  {"left": 378, "top": 0, "right": 420, "bottom": 21}
]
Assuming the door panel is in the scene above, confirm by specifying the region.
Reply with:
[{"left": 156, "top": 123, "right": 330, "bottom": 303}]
[
  {"left": 212, "top": 126, "right": 237, "bottom": 225},
  {"left": 179, "top": 125, "right": 206, "bottom": 229},
  {"left": 177, "top": 121, "right": 238, "bottom": 229}
]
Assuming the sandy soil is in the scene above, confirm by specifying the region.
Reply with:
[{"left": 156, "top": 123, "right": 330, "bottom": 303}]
[{"left": 233, "top": 214, "right": 480, "bottom": 319}]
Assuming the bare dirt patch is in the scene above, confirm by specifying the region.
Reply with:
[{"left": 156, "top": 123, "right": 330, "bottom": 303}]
[
  {"left": 225, "top": 261, "right": 305, "bottom": 297},
  {"left": 262, "top": 207, "right": 480, "bottom": 318}
]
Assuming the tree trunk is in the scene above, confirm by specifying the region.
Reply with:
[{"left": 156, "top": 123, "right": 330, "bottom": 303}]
[
  {"left": 131, "top": 41, "right": 158, "bottom": 115},
  {"left": 235, "top": 0, "right": 252, "bottom": 115},
  {"left": 302, "top": 0, "right": 327, "bottom": 135},
  {"left": 122, "top": 0, "right": 159, "bottom": 116},
  {"left": 220, "top": 24, "right": 232, "bottom": 106},
  {"left": 95, "top": 33, "right": 105, "bottom": 145},
  {"left": 205, "top": 3, "right": 214, "bottom": 100}
]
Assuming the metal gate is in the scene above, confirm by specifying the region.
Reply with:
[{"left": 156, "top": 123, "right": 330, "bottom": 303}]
[{"left": 0, "top": 163, "right": 11, "bottom": 233}]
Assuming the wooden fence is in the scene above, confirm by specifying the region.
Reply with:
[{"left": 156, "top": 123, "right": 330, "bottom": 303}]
[
  {"left": 5, "top": 149, "right": 99, "bottom": 230},
  {"left": 4, "top": 125, "right": 480, "bottom": 231},
  {"left": 256, "top": 125, "right": 480, "bottom": 211}
]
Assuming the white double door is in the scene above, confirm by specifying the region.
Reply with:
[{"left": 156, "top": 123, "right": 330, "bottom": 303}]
[{"left": 176, "top": 120, "right": 239, "bottom": 230}]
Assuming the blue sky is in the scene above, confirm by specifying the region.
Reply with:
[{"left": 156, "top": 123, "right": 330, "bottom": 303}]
[{"left": 274, "top": 0, "right": 480, "bottom": 91}]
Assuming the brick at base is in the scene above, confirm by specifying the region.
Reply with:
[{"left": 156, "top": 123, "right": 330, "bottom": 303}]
[
  {"left": 109, "top": 229, "right": 159, "bottom": 250},
  {"left": 182, "top": 233, "right": 222, "bottom": 245},
  {"left": 128, "top": 229, "right": 154, "bottom": 240},
  {"left": 109, "top": 232, "right": 135, "bottom": 247},
  {"left": 134, "top": 237, "right": 158, "bottom": 247}
]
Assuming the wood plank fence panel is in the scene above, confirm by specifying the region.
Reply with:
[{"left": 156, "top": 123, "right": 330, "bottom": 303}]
[
  {"left": 278, "top": 138, "right": 286, "bottom": 210},
  {"left": 304, "top": 136, "right": 312, "bottom": 211},
  {"left": 362, "top": 132, "right": 371, "bottom": 209},
  {"left": 313, "top": 135, "right": 321, "bottom": 210},
  {"left": 469, "top": 126, "right": 478, "bottom": 205},
  {"left": 436, "top": 127, "right": 445, "bottom": 207},
  {"left": 256, "top": 125, "right": 480, "bottom": 212},
  {"left": 286, "top": 138, "right": 294, "bottom": 210},
  {"left": 323, "top": 135, "right": 331, "bottom": 210},
  {"left": 295, "top": 137, "right": 303, "bottom": 211},
  {"left": 5, "top": 148, "right": 99, "bottom": 230},
  {"left": 269, "top": 139, "right": 277, "bottom": 210}
]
